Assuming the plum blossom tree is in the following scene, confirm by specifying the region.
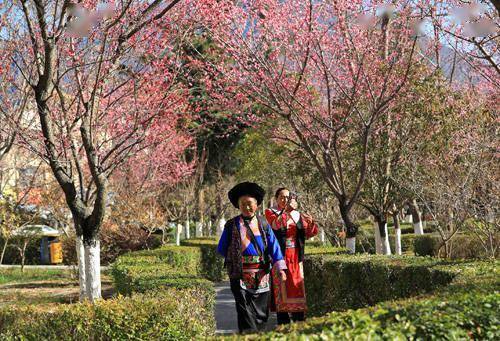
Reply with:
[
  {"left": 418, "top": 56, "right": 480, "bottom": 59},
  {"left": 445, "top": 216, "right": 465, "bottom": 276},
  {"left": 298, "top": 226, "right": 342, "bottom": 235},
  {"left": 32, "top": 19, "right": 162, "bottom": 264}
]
[
  {"left": 195, "top": 0, "right": 434, "bottom": 252},
  {"left": 0, "top": 0, "right": 196, "bottom": 301}
]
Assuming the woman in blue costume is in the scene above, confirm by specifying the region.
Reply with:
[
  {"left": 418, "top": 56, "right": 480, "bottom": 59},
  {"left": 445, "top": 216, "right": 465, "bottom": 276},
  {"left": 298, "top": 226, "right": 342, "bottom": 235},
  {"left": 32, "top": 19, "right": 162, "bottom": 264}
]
[{"left": 217, "top": 182, "right": 287, "bottom": 334}]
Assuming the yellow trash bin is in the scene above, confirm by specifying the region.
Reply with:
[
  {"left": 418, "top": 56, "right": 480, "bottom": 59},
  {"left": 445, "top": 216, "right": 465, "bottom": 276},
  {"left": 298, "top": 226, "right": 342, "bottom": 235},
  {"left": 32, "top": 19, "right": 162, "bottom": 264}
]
[{"left": 49, "top": 241, "right": 63, "bottom": 264}]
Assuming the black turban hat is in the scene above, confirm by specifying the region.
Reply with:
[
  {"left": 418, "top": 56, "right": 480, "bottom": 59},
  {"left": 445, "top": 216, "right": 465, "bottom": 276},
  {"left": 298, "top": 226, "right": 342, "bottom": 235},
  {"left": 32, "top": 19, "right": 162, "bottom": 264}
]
[{"left": 228, "top": 182, "right": 265, "bottom": 208}]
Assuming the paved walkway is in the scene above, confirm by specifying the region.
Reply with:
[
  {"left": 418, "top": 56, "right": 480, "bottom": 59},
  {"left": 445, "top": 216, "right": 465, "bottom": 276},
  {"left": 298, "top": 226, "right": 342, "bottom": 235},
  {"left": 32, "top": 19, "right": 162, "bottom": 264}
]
[{"left": 215, "top": 281, "right": 277, "bottom": 335}]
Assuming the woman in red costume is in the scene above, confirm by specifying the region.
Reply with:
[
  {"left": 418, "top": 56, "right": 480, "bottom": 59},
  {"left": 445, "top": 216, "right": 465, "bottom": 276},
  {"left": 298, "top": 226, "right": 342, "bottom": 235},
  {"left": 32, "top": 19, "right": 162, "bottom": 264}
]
[{"left": 265, "top": 187, "right": 318, "bottom": 324}]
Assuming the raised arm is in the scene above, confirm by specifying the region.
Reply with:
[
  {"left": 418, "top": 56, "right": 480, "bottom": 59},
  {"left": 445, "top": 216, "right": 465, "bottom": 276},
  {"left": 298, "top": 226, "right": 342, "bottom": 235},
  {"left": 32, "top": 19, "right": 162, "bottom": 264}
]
[{"left": 301, "top": 213, "right": 319, "bottom": 239}]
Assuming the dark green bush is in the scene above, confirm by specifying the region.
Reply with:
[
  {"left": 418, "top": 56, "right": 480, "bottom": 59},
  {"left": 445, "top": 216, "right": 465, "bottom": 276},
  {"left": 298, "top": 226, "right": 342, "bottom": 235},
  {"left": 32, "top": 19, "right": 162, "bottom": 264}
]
[
  {"left": 0, "top": 236, "right": 41, "bottom": 265},
  {"left": 413, "top": 234, "right": 491, "bottom": 259},
  {"left": 414, "top": 235, "right": 439, "bottom": 256},
  {"left": 304, "top": 254, "right": 455, "bottom": 317}
]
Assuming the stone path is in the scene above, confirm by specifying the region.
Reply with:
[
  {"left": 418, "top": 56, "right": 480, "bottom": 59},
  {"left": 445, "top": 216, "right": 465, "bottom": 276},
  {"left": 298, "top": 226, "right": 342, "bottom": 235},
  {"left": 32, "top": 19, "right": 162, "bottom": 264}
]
[{"left": 215, "top": 281, "right": 277, "bottom": 335}]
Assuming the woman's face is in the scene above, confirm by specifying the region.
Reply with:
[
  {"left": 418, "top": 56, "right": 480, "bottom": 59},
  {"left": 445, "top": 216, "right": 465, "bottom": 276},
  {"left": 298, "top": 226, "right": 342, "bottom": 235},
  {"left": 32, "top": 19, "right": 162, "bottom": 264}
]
[
  {"left": 238, "top": 195, "right": 258, "bottom": 217},
  {"left": 276, "top": 189, "right": 290, "bottom": 210}
]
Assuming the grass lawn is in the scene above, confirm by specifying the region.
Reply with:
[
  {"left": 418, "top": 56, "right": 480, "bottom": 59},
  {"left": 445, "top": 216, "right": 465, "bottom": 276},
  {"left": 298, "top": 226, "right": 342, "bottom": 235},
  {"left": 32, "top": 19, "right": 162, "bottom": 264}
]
[
  {"left": 0, "top": 268, "right": 75, "bottom": 285},
  {"left": 0, "top": 268, "right": 113, "bottom": 307}
]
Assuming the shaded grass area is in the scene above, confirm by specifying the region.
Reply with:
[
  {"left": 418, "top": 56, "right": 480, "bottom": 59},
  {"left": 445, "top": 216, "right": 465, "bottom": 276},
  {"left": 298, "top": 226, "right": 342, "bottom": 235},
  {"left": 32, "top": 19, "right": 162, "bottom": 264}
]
[
  {"left": 0, "top": 268, "right": 75, "bottom": 285},
  {"left": 0, "top": 268, "right": 114, "bottom": 307}
]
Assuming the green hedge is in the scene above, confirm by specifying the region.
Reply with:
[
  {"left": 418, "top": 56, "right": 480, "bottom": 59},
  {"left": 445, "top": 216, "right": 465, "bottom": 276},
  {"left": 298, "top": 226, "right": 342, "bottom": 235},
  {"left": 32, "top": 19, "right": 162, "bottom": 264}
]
[
  {"left": 414, "top": 235, "right": 440, "bottom": 256},
  {"left": 242, "top": 291, "right": 499, "bottom": 340},
  {"left": 413, "top": 234, "right": 492, "bottom": 259},
  {"left": 304, "top": 254, "right": 455, "bottom": 317},
  {"left": 111, "top": 245, "right": 217, "bottom": 295},
  {"left": 0, "top": 243, "right": 217, "bottom": 339},
  {"left": 180, "top": 238, "right": 226, "bottom": 281},
  {"left": 223, "top": 256, "right": 499, "bottom": 340},
  {"left": 355, "top": 233, "right": 416, "bottom": 254},
  {"left": 0, "top": 287, "right": 214, "bottom": 340},
  {"left": 354, "top": 232, "right": 489, "bottom": 259}
]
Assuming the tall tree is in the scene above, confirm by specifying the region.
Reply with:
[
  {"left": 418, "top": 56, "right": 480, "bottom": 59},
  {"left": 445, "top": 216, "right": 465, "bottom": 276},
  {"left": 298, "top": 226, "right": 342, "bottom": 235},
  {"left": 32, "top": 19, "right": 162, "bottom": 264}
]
[
  {"left": 197, "top": 0, "right": 432, "bottom": 252},
  {"left": 0, "top": 0, "right": 195, "bottom": 301}
]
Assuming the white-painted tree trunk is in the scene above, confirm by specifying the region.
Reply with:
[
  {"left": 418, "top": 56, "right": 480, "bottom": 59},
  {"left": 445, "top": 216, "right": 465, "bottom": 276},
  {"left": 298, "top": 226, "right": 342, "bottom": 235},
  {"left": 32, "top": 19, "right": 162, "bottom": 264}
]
[
  {"left": 413, "top": 221, "right": 424, "bottom": 235},
  {"left": 76, "top": 235, "right": 87, "bottom": 301},
  {"left": 319, "top": 227, "right": 325, "bottom": 243},
  {"left": 208, "top": 220, "right": 213, "bottom": 236},
  {"left": 84, "top": 238, "right": 101, "bottom": 301},
  {"left": 405, "top": 214, "right": 413, "bottom": 223},
  {"left": 185, "top": 218, "right": 190, "bottom": 239},
  {"left": 380, "top": 222, "right": 392, "bottom": 255},
  {"left": 196, "top": 221, "right": 203, "bottom": 238},
  {"left": 346, "top": 237, "right": 356, "bottom": 254},
  {"left": 373, "top": 221, "right": 382, "bottom": 254},
  {"left": 394, "top": 228, "right": 402, "bottom": 255},
  {"left": 410, "top": 200, "right": 424, "bottom": 235},
  {"left": 217, "top": 217, "right": 226, "bottom": 238},
  {"left": 176, "top": 224, "right": 182, "bottom": 246}
]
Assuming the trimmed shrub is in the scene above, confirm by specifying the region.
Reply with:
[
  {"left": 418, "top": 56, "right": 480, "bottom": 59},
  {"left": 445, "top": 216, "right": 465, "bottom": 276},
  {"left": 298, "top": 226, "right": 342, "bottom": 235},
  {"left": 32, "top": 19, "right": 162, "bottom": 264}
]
[
  {"left": 413, "top": 234, "right": 492, "bottom": 259},
  {"left": 0, "top": 287, "right": 214, "bottom": 340},
  {"left": 414, "top": 235, "right": 439, "bottom": 256},
  {"left": 180, "top": 238, "right": 226, "bottom": 281},
  {"left": 223, "top": 257, "right": 499, "bottom": 340},
  {"left": 246, "top": 291, "right": 499, "bottom": 340},
  {"left": 304, "top": 254, "right": 455, "bottom": 317},
  {"left": 356, "top": 234, "right": 416, "bottom": 254},
  {"left": 0, "top": 242, "right": 218, "bottom": 339}
]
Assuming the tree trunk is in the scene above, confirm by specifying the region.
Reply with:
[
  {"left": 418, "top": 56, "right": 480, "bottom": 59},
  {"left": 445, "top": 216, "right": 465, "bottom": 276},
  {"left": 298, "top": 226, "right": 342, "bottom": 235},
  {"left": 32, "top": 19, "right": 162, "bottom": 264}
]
[
  {"left": 217, "top": 216, "right": 226, "bottom": 239},
  {"left": 195, "top": 221, "right": 203, "bottom": 238},
  {"left": 84, "top": 237, "right": 101, "bottom": 301},
  {"left": 20, "top": 240, "right": 28, "bottom": 273},
  {"left": 185, "top": 215, "right": 190, "bottom": 239},
  {"left": 393, "top": 213, "right": 402, "bottom": 255},
  {"left": 76, "top": 234, "right": 87, "bottom": 301},
  {"left": 208, "top": 220, "right": 213, "bottom": 236},
  {"left": 319, "top": 227, "right": 326, "bottom": 243},
  {"left": 346, "top": 237, "right": 356, "bottom": 253},
  {"left": 161, "top": 227, "right": 167, "bottom": 245},
  {"left": 176, "top": 223, "right": 182, "bottom": 246},
  {"left": 373, "top": 220, "right": 382, "bottom": 254},
  {"left": 339, "top": 204, "right": 358, "bottom": 253},
  {"left": 0, "top": 238, "right": 9, "bottom": 265},
  {"left": 375, "top": 216, "right": 391, "bottom": 255},
  {"left": 409, "top": 199, "right": 424, "bottom": 235}
]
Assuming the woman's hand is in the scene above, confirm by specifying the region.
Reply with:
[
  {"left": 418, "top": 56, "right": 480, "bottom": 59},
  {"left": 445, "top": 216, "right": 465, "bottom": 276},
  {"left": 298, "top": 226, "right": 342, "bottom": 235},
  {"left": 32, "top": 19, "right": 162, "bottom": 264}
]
[
  {"left": 286, "top": 198, "right": 298, "bottom": 212},
  {"left": 302, "top": 212, "right": 313, "bottom": 225},
  {"left": 280, "top": 270, "right": 287, "bottom": 282}
]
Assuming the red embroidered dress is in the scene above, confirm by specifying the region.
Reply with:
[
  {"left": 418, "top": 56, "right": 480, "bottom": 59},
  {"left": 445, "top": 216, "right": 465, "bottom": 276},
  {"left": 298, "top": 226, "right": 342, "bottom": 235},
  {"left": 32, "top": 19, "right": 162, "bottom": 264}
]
[{"left": 265, "top": 208, "right": 318, "bottom": 312}]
